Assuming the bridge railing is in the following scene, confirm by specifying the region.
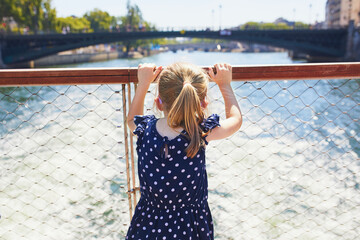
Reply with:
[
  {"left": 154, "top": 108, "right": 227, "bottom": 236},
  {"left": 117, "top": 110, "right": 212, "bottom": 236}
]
[
  {"left": 0, "top": 25, "right": 338, "bottom": 36},
  {"left": 0, "top": 63, "right": 359, "bottom": 239}
]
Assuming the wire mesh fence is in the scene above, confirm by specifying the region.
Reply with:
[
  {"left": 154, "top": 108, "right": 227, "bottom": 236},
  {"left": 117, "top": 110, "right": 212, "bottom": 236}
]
[
  {"left": 204, "top": 79, "right": 360, "bottom": 239},
  {"left": 0, "top": 84, "right": 130, "bottom": 239},
  {"left": 0, "top": 68, "right": 359, "bottom": 239}
]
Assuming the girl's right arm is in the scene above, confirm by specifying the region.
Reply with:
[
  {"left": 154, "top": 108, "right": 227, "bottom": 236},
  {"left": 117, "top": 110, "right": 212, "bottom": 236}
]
[
  {"left": 206, "top": 63, "right": 242, "bottom": 142},
  {"left": 127, "top": 63, "right": 162, "bottom": 133}
]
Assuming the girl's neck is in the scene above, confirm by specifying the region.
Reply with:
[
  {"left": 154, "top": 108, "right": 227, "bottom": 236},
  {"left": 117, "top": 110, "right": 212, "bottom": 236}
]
[
  {"left": 163, "top": 110, "right": 169, "bottom": 118},
  {"left": 156, "top": 117, "right": 184, "bottom": 139}
]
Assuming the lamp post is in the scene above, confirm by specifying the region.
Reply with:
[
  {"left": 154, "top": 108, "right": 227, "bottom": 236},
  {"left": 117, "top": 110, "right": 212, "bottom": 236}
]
[
  {"left": 212, "top": 9, "right": 215, "bottom": 30},
  {"left": 309, "top": 4, "right": 312, "bottom": 25},
  {"left": 44, "top": 12, "right": 48, "bottom": 33},
  {"left": 293, "top": 8, "right": 296, "bottom": 29},
  {"left": 33, "top": 6, "right": 38, "bottom": 34},
  {"left": 219, "top": 4, "right": 222, "bottom": 30},
  {"left": 316, "top": 13, "right": 319, "bottom": 25}
]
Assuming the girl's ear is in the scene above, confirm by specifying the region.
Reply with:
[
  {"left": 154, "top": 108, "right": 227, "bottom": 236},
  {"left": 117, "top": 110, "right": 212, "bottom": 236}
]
[
  {"left": 201, "top": 98, "right": 209, "bottom": 109},
  {"left": 155, "top": 96, "right": 164, "bottom": 111}
]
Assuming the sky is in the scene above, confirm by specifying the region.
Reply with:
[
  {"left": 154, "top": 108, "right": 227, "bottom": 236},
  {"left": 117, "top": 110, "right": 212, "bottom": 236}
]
[{"left": 52, "top": 0, "right": 327, "bottom": 30}]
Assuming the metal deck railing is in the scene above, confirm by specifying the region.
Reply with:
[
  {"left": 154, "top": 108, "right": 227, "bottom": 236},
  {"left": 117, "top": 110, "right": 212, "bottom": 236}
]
[{"left": 0, "top": 63, "right": 359, "bottom": 239}]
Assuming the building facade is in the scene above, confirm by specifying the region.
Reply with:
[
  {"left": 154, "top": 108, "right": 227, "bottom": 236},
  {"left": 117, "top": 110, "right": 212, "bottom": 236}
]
[
  {"left": 350, "top": 0, "right": 360, "bottom": 26},
  {"left": 326, "top": 0, "right": 360, "bottom": 28}
]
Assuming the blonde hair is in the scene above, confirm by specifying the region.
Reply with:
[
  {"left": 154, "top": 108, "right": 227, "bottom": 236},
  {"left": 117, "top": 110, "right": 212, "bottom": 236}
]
[{"left": 158, "top": 62, "right": 209, "bottom": 158}]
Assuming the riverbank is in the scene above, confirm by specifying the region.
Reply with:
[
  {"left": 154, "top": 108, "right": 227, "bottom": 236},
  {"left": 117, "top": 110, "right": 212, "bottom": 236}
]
[
  {"left": 35, "top": 51, "right": 124, "bottom": 67},
  {"left": 9, "top": 48, "right": 166, "bottom": 68}
]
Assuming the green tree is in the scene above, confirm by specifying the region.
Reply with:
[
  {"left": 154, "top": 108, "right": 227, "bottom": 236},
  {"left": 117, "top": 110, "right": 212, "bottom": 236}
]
[
  {"left": 0, "top": 0, "right": 16, "bottom": 19},
  {"left": 294, "top": 22, "right": 310, "bottom": 29},
  {"left": 260, "top": 23, "right": 277, "bottom": 30},
  {"left": 84, "top": 9, "right": 116, "bottom": 32},
  {"left": 118, "top": 1, "right": 143, "bottom": 32},
  {"left": 241, "top": 21, "right": 304, "bottom": 30},
  {"left": 241, "top": 22, "right": 260, "bottom": 30},
  {"left": 1, "top": 0, "right": 57, "bottom": 33},
  {"left": 0, "top": 0, "right": 24, "bottom": 32},
  {"left": 42, "top": 0, "right": 57, "bottom": 32},
  {"left": 117, "top": 1, "right": 161, "bottom": 53},
  {"left": 56, "top": 17, "right": 91, "bottom": 33},
  {"left": 276, "top": 23, "right": 291, "bottom": 30},
  {"left": 19, "top": 0, "right": 45, "bottom": 33}
]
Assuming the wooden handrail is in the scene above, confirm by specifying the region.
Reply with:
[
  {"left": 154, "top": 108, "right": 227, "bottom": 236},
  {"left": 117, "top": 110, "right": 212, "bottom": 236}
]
[{"left": 1, "top": 62, "right": 360, "bottom": 86}]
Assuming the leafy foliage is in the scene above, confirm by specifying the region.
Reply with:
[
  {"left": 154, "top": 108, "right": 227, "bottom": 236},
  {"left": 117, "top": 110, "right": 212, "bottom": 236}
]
[
  {"left": 117, "top": 2, "right": 161, "bottom": 50},
  {"left": 0, "top": 0, "right": 57, "bottom": 33},
  {"left": 56, "top": 17, "right": 91, "bottom": 33},
  {"left": 241, "top": 21, "right": 310, "bottom": 30},
  {"left": 84, "top": 9, "right": 116, "bottom": 32}
]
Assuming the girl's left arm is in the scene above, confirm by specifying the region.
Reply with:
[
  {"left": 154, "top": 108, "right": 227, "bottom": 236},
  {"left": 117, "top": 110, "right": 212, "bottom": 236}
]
[{"left": 127, "top": 63, "right": 162, "bottom": 133}]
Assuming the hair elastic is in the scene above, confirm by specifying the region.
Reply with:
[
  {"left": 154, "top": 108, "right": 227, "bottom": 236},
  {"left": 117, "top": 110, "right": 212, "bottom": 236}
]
[
  {"left": 159, "top": 95, "right": 205, "bottom": 108},
  {"left": 183, "top": 81, "right": 192, "bottom": 87}
]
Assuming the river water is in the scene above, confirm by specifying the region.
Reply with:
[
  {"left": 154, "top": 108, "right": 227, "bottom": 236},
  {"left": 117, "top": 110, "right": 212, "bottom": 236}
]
[
  {"left": 1, "top": 51, "right": 359, "bottom": 239},
  {"left": 52, "top": 51, "right": 298, "bottom": 68}
]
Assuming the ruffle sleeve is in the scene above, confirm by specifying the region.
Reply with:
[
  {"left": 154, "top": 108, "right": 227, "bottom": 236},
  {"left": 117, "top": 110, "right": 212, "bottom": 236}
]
[
  {"left": 133, "top": 115, "right": 156, "bottom": 137},
  {"left": 200, "top": 113, "right": 221, "bottom": 145}
]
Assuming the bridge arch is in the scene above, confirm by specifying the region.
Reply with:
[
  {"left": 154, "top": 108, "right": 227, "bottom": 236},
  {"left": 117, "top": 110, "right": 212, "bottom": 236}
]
[{"left": 0, "top": 29, "right": 348, "bottom": 65}]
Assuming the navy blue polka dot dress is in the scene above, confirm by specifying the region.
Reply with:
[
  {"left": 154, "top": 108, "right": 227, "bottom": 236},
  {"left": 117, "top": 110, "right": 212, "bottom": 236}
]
[{"left": 125, "top": 114, "right": 220, "bottom": 240}]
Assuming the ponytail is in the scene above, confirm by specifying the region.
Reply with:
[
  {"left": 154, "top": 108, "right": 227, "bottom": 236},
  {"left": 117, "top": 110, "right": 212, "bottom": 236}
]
[
  {"left": 168, "top": 80, "right": 205, "bottom": 158},
  {"left": 158, "top": 63, "right": 209, "bottom": 158}
]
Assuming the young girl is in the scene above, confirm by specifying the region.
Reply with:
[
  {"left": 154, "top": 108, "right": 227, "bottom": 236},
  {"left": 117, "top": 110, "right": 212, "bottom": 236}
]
[{"left": 126, "top": 62, "right": 242, "bottom": 239}]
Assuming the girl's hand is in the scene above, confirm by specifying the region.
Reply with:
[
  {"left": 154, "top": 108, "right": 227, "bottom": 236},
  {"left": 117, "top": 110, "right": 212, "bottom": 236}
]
[
  {"left": 137, "top": 63, "right": 163, "bottom": 87},
  {"left": 208, "top": 63, "right": 232, "bottom": 87}
]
